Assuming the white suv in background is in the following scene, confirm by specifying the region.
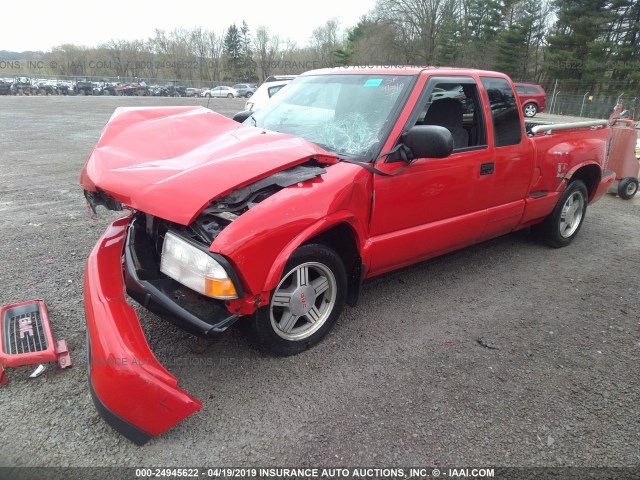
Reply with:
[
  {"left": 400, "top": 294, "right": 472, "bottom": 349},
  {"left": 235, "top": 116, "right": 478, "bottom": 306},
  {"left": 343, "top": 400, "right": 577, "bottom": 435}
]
[{"left": 245, "top": 75, "right": 297, "bottom": 111}]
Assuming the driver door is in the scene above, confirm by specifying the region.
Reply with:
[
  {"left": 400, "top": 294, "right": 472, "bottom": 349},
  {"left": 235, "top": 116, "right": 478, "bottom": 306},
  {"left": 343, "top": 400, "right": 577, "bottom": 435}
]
[{"left": 367, "top": 76, "right": 493, "bottom": 276}]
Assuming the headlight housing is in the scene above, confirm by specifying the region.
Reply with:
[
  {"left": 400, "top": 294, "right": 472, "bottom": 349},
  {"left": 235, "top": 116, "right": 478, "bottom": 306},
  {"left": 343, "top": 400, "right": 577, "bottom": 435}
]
[{"left": 160, "top": 232, "right": 238, "bottom": 299}]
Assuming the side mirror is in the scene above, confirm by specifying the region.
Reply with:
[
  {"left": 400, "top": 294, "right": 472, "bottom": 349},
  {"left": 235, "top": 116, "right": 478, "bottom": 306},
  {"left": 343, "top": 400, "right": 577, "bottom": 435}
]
[
  {"left": 232, "top": 110, "right": 253, "bottom": 123},
  {"left": 403, "top": 125, "right": 453, "bottom": 159}
]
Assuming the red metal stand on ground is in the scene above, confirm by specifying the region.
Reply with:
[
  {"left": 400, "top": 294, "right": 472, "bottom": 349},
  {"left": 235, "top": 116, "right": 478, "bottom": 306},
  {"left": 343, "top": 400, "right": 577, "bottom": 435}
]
[{"left": 608, "top": 119, "right": 640, "bottom": 199}]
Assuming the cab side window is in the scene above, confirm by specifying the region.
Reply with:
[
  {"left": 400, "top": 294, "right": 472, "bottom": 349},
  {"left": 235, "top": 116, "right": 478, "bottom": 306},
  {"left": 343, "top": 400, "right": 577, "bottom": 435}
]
[
  {"left": 415, "top": 82, "right": 486, "bottom": 151},
  {"left": 480, "top": 77, "right": 522, "bottom": 147}
]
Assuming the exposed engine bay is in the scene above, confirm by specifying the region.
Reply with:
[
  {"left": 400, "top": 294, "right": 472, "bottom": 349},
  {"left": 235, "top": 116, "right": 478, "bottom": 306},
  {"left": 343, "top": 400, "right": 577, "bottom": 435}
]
[
  {"left": 84, "top": 163, "right": 326, "bottom": 251},
  {"left": 148, "top": 164, "right": 326, "bottom": 247}
]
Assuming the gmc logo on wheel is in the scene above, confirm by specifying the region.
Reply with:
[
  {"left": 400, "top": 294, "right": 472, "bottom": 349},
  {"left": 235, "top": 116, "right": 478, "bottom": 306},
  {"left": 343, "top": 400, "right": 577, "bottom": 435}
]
[{"left": 300, "top": 293, "right": 307, "bottom": 310}]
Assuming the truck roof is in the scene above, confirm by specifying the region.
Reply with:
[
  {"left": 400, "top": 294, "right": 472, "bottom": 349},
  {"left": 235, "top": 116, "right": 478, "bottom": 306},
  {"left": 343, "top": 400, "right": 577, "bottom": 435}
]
[{"left": 301, "top": 66, "right": 509, "bottom": 77}]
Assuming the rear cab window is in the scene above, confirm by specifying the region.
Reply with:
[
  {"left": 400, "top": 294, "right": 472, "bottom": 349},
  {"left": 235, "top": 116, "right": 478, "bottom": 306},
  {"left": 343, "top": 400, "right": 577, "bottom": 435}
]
[{"left": 480, "top": 77, "right": 522, "bottom": 147}]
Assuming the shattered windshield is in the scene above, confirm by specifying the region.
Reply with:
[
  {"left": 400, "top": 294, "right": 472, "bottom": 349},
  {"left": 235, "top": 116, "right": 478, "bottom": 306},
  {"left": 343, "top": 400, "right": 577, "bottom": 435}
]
[{"left": 246, "top": 74, "right": 414, "bottom": 159}]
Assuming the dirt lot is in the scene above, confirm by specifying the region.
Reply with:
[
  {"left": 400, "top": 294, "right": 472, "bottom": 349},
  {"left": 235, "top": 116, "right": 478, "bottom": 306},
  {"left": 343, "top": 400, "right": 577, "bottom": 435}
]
[{"left": 0, "top": 97, "right": 639, "bottom": 473}]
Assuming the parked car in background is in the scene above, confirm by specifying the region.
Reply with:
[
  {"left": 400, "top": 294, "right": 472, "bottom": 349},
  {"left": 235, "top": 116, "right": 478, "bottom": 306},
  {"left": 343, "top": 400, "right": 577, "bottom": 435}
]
[
  {"left": 0, "top": 79, "right": 11, "bottom": 95},
  {"left": 201, "top": 86, "right": 239, "bottom": 98},
  {"left": 232, "top": 83, "right": 257, "bottom": 98},
  {"left": 185, "top": 88, "right": 199, "bottom": 97},
  {"left": 102, "top": 82, "right": 124, "bottom": 96},
  {"left": 37, "top": 80, "right": 59, "bottom": 95},
  {"left": 245, "top": 76, "right": 296, "bottom": 111},
  {"left": 164, "top": 84, "right": 186, "bottom": 97},
  {"left": 74, "top": 78, "right": 94, "bottom": 95},
  {"left": 11, "top": 76, "right": 37, "bottom": 95},
  {"left": 56, "top": 80, "right": 73, "bottom": 95},
  {"left": 515, "top": 82, "right": 546, "bottom": 117}
]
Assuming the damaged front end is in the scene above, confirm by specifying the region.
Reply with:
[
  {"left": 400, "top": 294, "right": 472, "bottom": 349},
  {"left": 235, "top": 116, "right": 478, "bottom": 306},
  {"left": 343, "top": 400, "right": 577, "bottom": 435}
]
[
  {"left": 164, "top": 164, "right": 326, "bottom": 245},
  {"left": 87, "top": 163, "right": 327, "bottom": 336},
  {"left": 81, "top": 106, "right": 334, "bottom": 443}
]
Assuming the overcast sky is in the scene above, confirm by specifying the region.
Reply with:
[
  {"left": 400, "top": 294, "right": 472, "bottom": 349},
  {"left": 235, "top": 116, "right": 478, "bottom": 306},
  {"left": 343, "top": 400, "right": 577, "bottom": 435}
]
[{"left": 2, "top": 0, "right": 376, "bottom": 52}]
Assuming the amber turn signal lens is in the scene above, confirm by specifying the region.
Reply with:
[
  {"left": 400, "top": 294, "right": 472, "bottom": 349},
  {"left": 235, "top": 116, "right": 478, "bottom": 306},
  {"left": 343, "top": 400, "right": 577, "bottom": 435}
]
[{"left": 204, "top": 277, "right": 238, "bottom": 299}]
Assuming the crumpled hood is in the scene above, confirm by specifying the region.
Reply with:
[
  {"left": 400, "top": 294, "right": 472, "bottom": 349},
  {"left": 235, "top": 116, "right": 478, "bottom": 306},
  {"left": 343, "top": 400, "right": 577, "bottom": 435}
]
[{"left": 80, "top": 106, "right": 337, "bottom": 225}]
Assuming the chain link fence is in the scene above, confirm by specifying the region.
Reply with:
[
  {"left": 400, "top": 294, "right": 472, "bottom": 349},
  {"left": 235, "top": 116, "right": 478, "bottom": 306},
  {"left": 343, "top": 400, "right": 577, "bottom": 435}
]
[{"left": 547, "top": 92, "right": 639, "bottom": 121}]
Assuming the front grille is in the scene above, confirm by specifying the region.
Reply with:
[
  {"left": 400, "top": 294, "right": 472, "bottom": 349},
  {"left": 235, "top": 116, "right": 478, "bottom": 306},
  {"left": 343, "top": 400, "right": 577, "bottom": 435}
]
[{"left": 2, "top": 304, "right": 48, "bottom": 355}]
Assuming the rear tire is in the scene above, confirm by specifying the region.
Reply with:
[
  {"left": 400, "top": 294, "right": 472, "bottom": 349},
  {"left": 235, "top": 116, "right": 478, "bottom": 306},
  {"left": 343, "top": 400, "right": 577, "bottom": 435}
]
[
  {"left": 533, "top": 180, "right": 588, "bottom": 248},
  {"left": 523, "top": 103, "right": 537, "bottom": 117},
  {"left": 618, "top": 177, "right": 638, "bottom": 200},
  {"left": 246, "top": 244, "right": 347, "bottom": 356}
]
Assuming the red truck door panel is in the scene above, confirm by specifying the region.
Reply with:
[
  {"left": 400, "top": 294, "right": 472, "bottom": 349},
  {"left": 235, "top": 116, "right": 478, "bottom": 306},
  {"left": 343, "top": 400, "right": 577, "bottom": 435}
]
[
  {"left": 478, "top": 76, "right": 535, "bottom": 239},
  {"left": 368, "top": 76, "right": 493, "bottom": 276}
]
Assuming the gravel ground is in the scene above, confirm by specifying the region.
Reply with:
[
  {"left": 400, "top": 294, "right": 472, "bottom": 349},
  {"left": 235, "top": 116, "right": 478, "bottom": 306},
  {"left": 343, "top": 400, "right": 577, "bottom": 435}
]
[{"left": 0, "top": 97, "right": 639, "bottom": 473}]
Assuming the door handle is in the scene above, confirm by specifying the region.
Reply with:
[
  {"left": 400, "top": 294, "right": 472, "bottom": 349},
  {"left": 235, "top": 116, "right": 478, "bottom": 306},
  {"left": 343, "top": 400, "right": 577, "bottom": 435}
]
[{"left": 480, "top": 162, "right": 494, "bottom": 175}]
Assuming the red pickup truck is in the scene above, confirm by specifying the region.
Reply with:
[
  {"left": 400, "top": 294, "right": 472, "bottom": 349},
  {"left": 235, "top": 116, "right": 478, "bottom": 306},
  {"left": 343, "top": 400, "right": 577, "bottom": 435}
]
[{"left": 80, "top": 67, "right": 615, "bottom": 444}]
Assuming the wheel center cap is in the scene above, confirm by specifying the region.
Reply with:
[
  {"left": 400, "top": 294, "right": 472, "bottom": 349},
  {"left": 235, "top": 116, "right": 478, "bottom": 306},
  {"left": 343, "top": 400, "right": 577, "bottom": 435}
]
[
  {"left": 289, "top": 286, "right": 316, "bottom": 316},
  {"left": 566, "top": 209, "right": 574, "bottom": 225}
]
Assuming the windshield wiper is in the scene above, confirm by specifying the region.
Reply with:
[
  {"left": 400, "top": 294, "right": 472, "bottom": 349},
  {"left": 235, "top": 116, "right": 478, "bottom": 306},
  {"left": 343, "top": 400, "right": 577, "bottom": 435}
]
[
  {"left": 308, "top": 142, "right": 361, "bottom": 162},
  {"left": 337, "top": 144, "right": 413, "bottom": 177}
]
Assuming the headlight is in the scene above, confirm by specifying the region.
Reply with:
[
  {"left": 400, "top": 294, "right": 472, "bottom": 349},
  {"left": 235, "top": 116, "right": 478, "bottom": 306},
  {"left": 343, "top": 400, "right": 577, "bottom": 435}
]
[{"left": 160, "top": 232, "right": 238, "bottom": 299}]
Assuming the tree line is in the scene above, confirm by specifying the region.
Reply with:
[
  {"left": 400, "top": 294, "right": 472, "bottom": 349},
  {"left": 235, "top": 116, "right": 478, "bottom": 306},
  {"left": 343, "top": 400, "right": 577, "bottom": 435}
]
[{"left": 2, "top": 0, "right": 638, "bottom": 94}]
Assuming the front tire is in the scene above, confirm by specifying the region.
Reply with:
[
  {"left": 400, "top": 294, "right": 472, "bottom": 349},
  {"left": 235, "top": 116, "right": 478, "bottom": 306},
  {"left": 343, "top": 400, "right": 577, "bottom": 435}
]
[
  {"left": 618, "top": 177, "right": 638, "bottom": 199},
  {"left": 247, "top": 244, "right": 347, "bottom": 356},
  {"left": 523, "top": 103, "right": 537, "bottom": 117},
  {"left": 533, "top": 180, "right": 588, "bottom": 248},
  {"left": 227, "top": 93, "right": 233, "bottom": 98}
]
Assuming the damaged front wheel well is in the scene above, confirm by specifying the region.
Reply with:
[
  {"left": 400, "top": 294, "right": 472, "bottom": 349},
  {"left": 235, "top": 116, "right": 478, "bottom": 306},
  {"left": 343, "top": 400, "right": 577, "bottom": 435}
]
[{"left": 304, "top": 224, "right": 363, "bottom": 307}]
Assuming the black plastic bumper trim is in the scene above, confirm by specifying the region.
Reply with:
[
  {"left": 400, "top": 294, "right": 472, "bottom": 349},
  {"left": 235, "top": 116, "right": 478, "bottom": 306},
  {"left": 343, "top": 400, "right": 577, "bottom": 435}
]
[
  {"left": 124, "top": 217, "right": 239, "bottom": 336},
  {"left": 86, "top": 335, "right": 152, "bottom": 446}
]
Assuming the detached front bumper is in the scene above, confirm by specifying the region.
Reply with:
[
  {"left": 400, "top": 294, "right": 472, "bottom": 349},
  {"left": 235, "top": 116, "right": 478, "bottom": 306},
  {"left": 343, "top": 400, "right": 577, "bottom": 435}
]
[{"left": 84, "top": 217, "right": 202, "bottom": 445}]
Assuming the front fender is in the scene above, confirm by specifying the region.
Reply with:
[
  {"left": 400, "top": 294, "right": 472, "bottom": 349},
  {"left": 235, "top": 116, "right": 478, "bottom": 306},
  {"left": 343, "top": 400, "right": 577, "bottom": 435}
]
[
  {"left": 262, "top": 211, "right": 367, "bottom": 292},
  {"left": 213, "top": 162, "right": 372, "bottom": 301}
]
